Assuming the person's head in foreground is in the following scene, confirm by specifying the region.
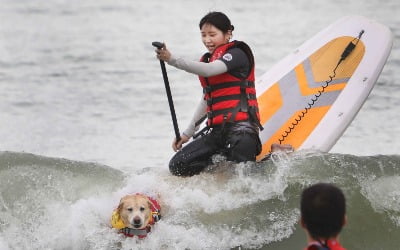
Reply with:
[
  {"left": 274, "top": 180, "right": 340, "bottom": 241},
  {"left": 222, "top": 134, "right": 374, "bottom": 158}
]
[{"left": 300, "top": 183, "right": 347, "bottom": 250}]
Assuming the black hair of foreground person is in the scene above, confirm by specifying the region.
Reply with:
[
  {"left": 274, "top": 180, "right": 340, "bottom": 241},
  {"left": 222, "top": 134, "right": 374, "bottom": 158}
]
[{"left": 301, "top": 183, "right": 347, "bottom": 250}]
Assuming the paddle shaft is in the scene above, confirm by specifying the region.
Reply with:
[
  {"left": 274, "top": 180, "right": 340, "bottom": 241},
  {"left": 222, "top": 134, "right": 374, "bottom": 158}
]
[{"left": 152, "top": 42, "right": 181, "bottom": 142}]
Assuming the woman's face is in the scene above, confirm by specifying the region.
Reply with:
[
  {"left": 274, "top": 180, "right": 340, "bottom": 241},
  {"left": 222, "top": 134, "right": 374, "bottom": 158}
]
[{"left": 200, "top": 23, "right": 231, "bottom": 53}]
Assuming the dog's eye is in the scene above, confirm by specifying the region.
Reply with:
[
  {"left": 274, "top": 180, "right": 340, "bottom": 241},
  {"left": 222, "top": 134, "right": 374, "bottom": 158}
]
[
  {"left": 127, "top": 208, "right": 133, "bottom": 212},
  {"left": 140, "top": 206, "right": 145, "bottom": 212}
]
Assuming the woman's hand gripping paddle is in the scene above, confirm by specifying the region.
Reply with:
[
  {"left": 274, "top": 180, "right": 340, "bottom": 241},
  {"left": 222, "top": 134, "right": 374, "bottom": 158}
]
[{"left": 152, "top": 41, "right": 181, "bottom": 143}]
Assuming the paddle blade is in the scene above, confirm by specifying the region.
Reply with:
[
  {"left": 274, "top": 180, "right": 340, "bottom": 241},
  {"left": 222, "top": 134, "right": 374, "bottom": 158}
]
[{"left": 152, "top": 41, "right": 164, "bottom": 49}]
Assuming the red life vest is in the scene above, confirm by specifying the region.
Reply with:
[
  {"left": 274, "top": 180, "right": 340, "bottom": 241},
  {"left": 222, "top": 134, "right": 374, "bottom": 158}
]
[
  {"left": 305, "top": 239, "right": 346, "bottom": 250},
  {"left": 198, "top": 41, "right": 261, "bottom": 128}
]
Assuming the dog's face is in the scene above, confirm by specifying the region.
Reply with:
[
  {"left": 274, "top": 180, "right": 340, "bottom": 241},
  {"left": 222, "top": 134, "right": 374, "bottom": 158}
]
[{"left": 117, "top": 194, "right": 152, "bottom": 229}]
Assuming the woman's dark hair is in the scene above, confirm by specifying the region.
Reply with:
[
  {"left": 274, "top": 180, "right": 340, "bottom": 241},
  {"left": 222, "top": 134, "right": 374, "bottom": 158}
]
[
  {"left": 199, "top": 11, "right": 234, "bottom": 33},
  {"left": 301, "top": 183, "right": 346, "bottom": 239}
]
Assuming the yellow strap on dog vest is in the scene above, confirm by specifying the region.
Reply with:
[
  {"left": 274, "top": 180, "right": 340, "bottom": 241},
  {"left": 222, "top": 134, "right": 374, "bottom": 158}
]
[{"left": 111, "top": 210, "right": 126, "bottom": 229}]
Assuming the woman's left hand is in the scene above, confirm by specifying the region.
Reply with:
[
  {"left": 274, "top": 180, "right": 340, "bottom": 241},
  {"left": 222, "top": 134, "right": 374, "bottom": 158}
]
[
  {"left": 155, "top": 43, "right": 171, "bottom": 62},
  {"left": 172, "top": 134, "right": 190, "bottom": 152}
]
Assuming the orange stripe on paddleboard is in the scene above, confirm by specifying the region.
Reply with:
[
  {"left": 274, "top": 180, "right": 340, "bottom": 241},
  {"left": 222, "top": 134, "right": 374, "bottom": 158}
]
[
  {"left": 256, "top": 106, "right": 330, "bottom": 160},
  {"left": 295, "top": 63, "right": 347, "bottom": 96},
  {"left": 258, "top": 83, "right": 283, "bottom": 125}
]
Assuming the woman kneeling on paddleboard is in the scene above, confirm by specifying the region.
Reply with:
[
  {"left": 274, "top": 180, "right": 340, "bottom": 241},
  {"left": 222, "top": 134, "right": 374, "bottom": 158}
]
[{"left": 155, "top": 11, "right": 262, "bottom": 176}]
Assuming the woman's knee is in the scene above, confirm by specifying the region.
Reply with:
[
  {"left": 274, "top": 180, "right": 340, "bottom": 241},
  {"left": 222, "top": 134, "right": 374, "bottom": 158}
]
[
  {"left": 168, "top": 151, "right": 208, "bottom": 176},
  {"left": 169, "top": 137, "right": 217, "bottom": 176},
  {"left": 168, "top": 153, "right": 185, "bottom": 176},
  {"left": 169, "top": 159, "right": 207, "bottom": 177}
]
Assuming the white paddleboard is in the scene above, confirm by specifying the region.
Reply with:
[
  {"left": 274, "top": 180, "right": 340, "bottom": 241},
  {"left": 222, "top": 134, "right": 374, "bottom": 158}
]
[{"left": 256, "top": 15, "right": 393, "bottom": 160}]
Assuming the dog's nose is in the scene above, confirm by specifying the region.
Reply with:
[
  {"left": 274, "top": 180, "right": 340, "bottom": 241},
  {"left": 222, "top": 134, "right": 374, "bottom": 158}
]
[{"left": 133, "top": 217, "right": 142, "bottom": 228}]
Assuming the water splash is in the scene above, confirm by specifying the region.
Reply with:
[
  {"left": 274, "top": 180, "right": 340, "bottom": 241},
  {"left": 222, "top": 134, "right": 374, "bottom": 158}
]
[{"left": 1, "top": 151, "right": 400, "bottom": 249}]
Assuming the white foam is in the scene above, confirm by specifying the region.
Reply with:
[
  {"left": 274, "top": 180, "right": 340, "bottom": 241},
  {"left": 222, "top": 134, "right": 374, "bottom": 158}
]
[{"left": 361, "top": 175, "right": 400, "bottom": 214}]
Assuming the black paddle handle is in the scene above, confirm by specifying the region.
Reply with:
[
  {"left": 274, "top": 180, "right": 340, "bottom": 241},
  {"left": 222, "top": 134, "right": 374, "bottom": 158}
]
[{"left": 152, "top": 41, "right": 181, "bottom": 142}]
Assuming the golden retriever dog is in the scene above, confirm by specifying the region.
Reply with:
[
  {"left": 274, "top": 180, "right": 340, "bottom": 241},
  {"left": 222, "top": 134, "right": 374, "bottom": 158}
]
[{"left": 111, "top": 193, "right": 161, "bottom": 238}]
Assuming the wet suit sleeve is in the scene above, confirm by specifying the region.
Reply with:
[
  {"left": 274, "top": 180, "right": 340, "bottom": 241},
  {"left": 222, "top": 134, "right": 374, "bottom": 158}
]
[
  {"left": 217, "top": 47, "right": 250, "bottom": 77},
  {"left": 167, "top": 47, "right": 249, "bottom": 77},
  {"left": 183, "top": 95, "right": 207, "bottom": 138},
  {"left": 167, "top": 55, "right": 228, "bottom": 77}
]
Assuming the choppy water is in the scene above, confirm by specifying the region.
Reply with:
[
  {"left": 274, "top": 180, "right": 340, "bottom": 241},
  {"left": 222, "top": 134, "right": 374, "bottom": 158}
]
[{"left": 0, "top": 0, "right": 399, "bottom": 249}]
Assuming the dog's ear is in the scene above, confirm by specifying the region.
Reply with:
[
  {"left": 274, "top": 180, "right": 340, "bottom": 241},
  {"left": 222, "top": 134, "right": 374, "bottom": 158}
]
[
  {"left": 147, "top": 200, "right": 152, "bottom": 210},
  {"left": 117, "top": 198, "right": 125, "bottom": 213}
]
